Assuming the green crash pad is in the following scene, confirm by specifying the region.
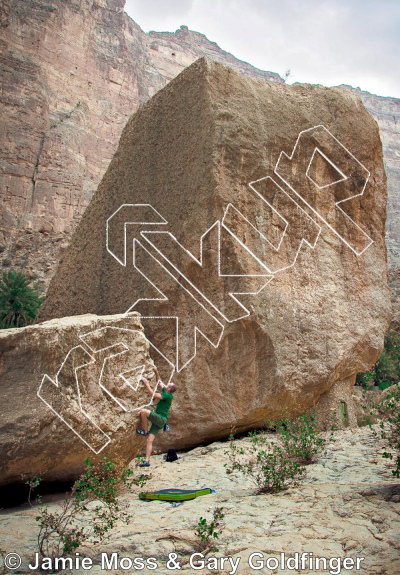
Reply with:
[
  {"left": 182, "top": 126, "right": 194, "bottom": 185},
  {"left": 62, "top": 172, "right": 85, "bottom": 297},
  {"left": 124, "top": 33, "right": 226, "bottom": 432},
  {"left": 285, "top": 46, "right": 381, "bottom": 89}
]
[{"left": 139, "top": 488, "right": 214, "bottom": 501}]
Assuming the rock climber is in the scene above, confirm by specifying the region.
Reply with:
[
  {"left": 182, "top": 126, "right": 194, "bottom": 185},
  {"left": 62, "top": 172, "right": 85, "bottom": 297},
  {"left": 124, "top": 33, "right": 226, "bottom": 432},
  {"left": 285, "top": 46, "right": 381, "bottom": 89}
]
[{"left": 136, "top": 365, "right": 176, "bottom": 467}]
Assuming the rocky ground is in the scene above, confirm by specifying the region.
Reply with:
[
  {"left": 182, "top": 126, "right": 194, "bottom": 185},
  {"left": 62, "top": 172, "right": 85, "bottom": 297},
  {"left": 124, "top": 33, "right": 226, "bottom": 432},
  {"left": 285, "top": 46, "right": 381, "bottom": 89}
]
[{"left": 1, "top": 426, "right": 399, "bottom": 575}]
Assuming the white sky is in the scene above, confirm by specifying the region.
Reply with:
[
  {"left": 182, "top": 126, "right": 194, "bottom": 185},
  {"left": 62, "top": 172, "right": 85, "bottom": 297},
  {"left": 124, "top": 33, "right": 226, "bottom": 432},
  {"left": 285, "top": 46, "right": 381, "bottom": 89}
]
[{"left": 124, "top": 0, "right": 400, "bottom": 99}]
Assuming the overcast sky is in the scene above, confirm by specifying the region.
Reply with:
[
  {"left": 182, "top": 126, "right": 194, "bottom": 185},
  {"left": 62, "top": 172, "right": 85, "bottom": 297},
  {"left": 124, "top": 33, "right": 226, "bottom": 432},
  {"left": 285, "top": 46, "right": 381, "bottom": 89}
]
[{"left": 124, "top": 0, "right": 400, "bottom": 99}]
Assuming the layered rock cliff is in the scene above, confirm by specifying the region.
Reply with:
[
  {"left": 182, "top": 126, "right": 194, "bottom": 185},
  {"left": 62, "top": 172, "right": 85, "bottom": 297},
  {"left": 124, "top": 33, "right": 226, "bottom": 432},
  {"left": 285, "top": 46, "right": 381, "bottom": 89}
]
[
  {"left": 349, "top": 88, "right": 400, "bottom": 269},
  {"left": 0, "top": 0, "right": 398, "bottom": 294},
  {"left": 146, "top": 25, "right": 281, "bottom": 84},
  {"left": 0, "top": 0, "right": 164, "bottom": 290},
  {"left": 0, "top": 0, "right": 282, "bottom": 292}
]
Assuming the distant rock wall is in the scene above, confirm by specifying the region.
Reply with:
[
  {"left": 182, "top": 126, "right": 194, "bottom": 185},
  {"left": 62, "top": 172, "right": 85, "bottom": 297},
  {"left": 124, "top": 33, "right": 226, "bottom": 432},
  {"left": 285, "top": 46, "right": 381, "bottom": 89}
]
[
  {"left": 0, "top": 0, "right": 398, "bottom": 294},
  {"left": 349, "top": 88, "right": 400, "bottom": 269},
  {"left": 0, "top": 0, "right": 166, "bottom": 290},
  {"left": 146, "top": 25, "right": 281, "bottom": 84},
  {"left": 0, "top": 0, "right": 282, "bottom": 291}
]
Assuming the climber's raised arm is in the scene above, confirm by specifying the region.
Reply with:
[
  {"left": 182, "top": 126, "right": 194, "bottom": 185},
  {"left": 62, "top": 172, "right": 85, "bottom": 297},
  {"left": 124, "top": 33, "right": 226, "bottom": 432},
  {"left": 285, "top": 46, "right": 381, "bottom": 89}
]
[
  {"left": 153, "top": 365, "right": 165, "bottom": 391},
  {"left": 141, "top": 376, "right": 162, "bottom": 399}
]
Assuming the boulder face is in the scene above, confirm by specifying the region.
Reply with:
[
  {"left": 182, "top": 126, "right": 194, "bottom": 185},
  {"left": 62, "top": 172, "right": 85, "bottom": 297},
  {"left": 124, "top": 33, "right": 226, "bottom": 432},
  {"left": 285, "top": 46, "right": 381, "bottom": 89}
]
[
  {"left": 39, "top": 58, "right": 391, "bottom": 449},
  {"left": 0, "top": 312, "right": 167, "bottom": 486}
]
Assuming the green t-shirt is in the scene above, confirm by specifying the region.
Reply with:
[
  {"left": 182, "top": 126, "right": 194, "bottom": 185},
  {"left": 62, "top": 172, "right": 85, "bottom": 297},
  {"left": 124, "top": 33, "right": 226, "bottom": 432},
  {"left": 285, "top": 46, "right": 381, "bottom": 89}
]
[{"left": 154, "top": 387, "right": 173, "bottom": 420}]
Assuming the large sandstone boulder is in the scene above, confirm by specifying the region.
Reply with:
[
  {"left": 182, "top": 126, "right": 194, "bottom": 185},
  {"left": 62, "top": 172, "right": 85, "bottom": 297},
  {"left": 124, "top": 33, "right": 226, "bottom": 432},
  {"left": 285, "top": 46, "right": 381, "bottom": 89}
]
[
  {"left": 39, "top": 58, "right": 391, "bottom": 450},
  {"left": 0, "top": 313, "right": 171, "bottom": 487}
]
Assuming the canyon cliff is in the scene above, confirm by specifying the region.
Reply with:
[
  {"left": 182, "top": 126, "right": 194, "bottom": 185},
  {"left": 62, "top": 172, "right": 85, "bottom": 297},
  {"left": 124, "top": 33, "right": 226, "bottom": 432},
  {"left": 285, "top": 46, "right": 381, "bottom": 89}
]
[
  {"left": 1, "top": 0, "right": 398, "bottom": 293},
  {"left": 348, "top": 88, "right": 400, "bottom": 269},
  {"left": 0, "top": 0, "right": 281, "bottom": 291}
]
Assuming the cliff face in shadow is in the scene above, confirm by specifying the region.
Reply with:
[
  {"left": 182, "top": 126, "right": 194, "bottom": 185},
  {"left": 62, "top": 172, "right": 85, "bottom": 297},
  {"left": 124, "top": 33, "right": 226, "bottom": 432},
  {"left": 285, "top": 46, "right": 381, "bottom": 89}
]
[{"left": 0, "top": 0, "right": 398, "bottom": 293}]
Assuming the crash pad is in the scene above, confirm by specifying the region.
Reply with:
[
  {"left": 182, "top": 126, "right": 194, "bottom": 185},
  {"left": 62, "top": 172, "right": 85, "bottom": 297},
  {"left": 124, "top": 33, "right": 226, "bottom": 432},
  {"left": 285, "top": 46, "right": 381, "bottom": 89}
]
[{"left": 139, "top": 488, "right": 214, "bottom": 501}]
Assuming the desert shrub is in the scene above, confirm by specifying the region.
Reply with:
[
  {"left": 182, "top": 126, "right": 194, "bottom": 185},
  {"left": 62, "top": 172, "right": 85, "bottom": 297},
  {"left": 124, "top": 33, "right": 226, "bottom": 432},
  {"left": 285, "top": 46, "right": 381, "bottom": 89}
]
[
  {"left": 195, "top": 507, "right": 225, "bottom": 553},
  {"left": 225, "top": 429, "right": 305, "bottom": 493},
  {"left": 274, "top": 411, "right": 329, "bottom": 464},
  {"left": 357, "top": 326, "right": 400, "bottom": 476},
  {"left": 356, "top": 370, "right": 374, "bottom": 388},
  {"left": 225, "top": 412, "right": 331, "bottom": 492},
  {"left": 29, "top": 457, "right": 134, "bottom": 559},
  {"left": 372, "top": 384, "right": 400, "bottom": 478},
  {"left": 0, "top": 270, "right": 43, "bottom": 328},
  {"left": 356, "top": 326, "right": 400, "bottom": 389}
]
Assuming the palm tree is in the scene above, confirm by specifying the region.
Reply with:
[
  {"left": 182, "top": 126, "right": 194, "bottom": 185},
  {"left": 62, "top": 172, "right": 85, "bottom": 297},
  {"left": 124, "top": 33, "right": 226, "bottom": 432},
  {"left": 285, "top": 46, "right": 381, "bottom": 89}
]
[{"left": 0, "top": 271, "right": 43, "bottom": 328}]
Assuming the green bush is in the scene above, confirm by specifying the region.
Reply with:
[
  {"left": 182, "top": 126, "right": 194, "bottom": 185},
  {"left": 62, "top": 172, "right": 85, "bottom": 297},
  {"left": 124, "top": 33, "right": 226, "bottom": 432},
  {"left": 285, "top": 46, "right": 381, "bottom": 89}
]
[
  {"left": 356, "top": 326, "right": 400, "bottom": 388},
  {"left": 0, "top": 270, "right": 43, "bottom": 328},
  {"left": 274, "top": 411, "right": 329, "bottom": 464},
  {"left": 356, "top": 371, "right": 374, "bottom": 388},
  {"left": 225, "top": 429, "right": 305, "bottom": 493},
  {"left": 225, "top": 412, "right": 331, "bottom": 493},
  {"left": 357, "top": 324, "right": 400, "bottom": 476},
  {"left": 29, "top": 457, "right": 134, "bottom": 559},
  {"left": 374, "top": 384, "right": 400, "bottom": 478},
  {"left": 195, "top": 507, "right": 225, "bottom": 553}
]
